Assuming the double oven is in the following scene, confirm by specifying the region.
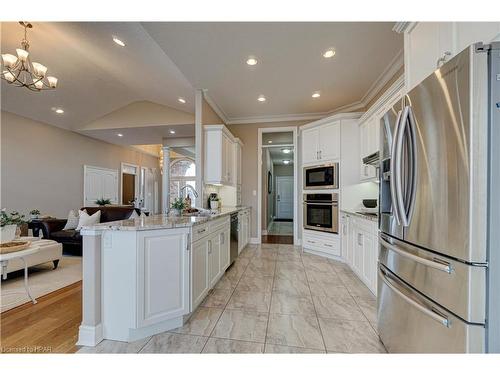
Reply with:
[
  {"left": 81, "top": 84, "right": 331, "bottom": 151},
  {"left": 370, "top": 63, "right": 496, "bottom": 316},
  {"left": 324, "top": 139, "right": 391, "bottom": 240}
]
[{"left": 302, "top": 163, "right": 339, "bottom": 234}]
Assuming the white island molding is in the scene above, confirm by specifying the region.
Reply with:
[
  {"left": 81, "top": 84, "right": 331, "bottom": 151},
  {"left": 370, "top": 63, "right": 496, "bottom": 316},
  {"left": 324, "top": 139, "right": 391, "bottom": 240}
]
[{"left": 76, "top": 207, "right": 249, "bottom": 346}]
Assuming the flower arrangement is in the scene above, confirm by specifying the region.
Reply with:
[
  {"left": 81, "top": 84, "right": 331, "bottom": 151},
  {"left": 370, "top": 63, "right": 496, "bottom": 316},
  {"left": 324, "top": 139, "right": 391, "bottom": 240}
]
[
  {"left": 1, "top": 209, "right": 26, "bottom": 227},
  {"left": 171, "top": 198, "right": 186, "bottom": 211}
]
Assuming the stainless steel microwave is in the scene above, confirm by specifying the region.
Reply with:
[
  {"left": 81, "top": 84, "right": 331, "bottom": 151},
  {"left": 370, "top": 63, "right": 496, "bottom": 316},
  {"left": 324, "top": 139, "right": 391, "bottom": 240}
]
[{"left": 303, "top": 163, "right": 339, "bottom": 190}]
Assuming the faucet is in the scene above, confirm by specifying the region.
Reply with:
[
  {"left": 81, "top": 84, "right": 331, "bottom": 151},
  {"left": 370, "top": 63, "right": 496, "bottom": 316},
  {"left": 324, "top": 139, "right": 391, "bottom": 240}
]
[{"left": 179, "top": 184, "right": 199, "bottom": 199}]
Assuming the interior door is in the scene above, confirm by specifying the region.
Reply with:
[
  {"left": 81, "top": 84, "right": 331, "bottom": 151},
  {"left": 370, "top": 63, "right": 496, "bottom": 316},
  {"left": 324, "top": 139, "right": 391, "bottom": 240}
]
[
  {"left": 84, "top": 165, "right": 118, "bottom": 206},
  {"left": 276, "top": 176, "right": 294, "bottom": 220}
]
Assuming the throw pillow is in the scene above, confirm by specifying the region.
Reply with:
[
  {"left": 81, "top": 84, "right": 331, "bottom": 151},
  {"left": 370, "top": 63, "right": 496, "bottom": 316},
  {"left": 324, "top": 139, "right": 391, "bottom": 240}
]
[
  {"left": 63, "top": 209, "right": 86, "bottom": 230},
  {"left": 76, "top": 210, "right": 101, "bottom": 230},
  {"left": 128, "top": 210, "right": 139, "bottom": 219}
]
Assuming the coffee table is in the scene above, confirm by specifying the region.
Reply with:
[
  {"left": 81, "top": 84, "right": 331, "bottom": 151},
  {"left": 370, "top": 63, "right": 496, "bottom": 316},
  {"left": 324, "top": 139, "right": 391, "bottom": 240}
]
[{"left": 0, "top": 245, "right": 40, "bottom": 304}]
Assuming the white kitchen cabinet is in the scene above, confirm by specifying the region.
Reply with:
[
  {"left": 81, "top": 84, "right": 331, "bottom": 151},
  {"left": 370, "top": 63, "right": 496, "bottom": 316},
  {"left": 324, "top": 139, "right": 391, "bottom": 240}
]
[
  {"left": 234, "top": 139, "right": 243, "bottom": 186},
  {"left": 404, "top": 22, "right": 500, "bottom": 91},
  {"left": 341, "top": 213, "right": 352, "bottom": 264},
  {"left": 238, "top": 209, "right": 250, "bottom": 252},
  {"left": 220, "top": 226, "right": 230, "bottom": 271},
  {"left": 301, "top": 121, "right": 340, "bottom": 164},
  {"left": 204, "top": 125, "right": 237, "bottom": 186},
  {"left": 136, "top": 230, "right": 190, "bottom": 328},
  {"left": 191, "top": 236, "right": 210, "bottom": 309},
  {"left": 208, "top": 231, "right": 221, "bottom": 287},
  {"left": 302, "top": 230, "right": 341, "bottom": 258},
  {"left": 359, "top": 118, "right": 378, "bottom": 181}
]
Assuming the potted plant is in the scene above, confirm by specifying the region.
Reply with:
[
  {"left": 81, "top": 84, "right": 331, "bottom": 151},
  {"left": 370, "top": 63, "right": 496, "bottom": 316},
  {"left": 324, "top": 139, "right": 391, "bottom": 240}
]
[
  {"left": 29, "top": 209, "right": 41, "bottom": 220},
  {"left": 170, "top": 198, "right": 186, "bottom": 217},
  {"left": 95, "top": 198, "right": 112, "bottom": 206},
  {"left": 210, "top": 196, "right": 220, "bottom": 210},
  {"left": 1, "top": 209, "right": 26, "bottom": 243}
]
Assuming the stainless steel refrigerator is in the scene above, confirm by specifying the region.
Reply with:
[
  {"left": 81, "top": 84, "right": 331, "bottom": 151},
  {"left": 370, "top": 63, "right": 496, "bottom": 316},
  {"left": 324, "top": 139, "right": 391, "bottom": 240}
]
[{"left": 377, "top": 42, "right": 500, "bottom": 353}]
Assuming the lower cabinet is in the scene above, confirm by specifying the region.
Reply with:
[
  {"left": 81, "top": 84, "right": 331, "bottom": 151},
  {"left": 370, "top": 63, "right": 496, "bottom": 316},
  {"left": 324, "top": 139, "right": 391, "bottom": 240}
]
[
  {"left": 190, "top": 218, "right": 231, "bottom": 311},
  {"left": 341, "top": 214, "right": 378, "bottom": 295},
  {"left": 302, "top": 230, "right": 341, "bottom": 258},
  {"left": 136, "top": 229, "right": 190, "bottom": 328},
  {"left": 238, "top": 209, "right": 250, "bottom": 252}
]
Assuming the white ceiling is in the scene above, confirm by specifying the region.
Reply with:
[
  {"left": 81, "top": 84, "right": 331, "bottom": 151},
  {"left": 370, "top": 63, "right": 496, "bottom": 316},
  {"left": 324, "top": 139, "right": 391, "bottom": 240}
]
[
  {"left": 268, "top": 146, "right": 294, "bottom": 165},
  {"left": 142, "top": 22, "right": 403, "bottom": 123},
  {"left": 1, "top": 22, "right": 195, "bottom": 130}
]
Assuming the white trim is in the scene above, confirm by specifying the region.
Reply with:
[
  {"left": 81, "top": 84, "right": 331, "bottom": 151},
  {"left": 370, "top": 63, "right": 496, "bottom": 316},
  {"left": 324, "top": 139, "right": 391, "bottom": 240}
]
[
  {"left": 299, "top": 112, "right": 363, "bottom": 131},
  {"left": 257, "top": 126, "right": 298, "bottom": 245},
  {"left": 195, "top": 89, "right": 204, "bottom": 208},
  {"left": 358, "top": 75, "right": 405, "bottom": 124},
  {"left": 393, "top": 22, "right": 418, "bottom": 34},
  {"left": 202, "top": 90, "right": 230, "bottom": 124},
  {"left": 228, "top": 112, "right": 327, "bottom": 125},
  {"left": 250, "top": 237, "right": 260, "bottom": 244},
  {"left": 262, "top": 230, "right": 268, "bottom": 235},
  {"left": 120, "top": 162, "right": 139, "bottom": 205},
  {"left": 77, "top": 323, "right": 103, "bottom": 347}
]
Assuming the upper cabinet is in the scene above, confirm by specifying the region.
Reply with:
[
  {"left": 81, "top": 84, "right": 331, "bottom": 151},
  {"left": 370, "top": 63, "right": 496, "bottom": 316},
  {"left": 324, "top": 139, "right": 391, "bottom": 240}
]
[
  {"left": 404, "top": 22, "right": 500, "bottom": 91},
  {"left": 301, "top": 121, "right": 340, "bottom": 165},
  {"left": 204, "top": 125, "right": 242, "bottom": 187}
]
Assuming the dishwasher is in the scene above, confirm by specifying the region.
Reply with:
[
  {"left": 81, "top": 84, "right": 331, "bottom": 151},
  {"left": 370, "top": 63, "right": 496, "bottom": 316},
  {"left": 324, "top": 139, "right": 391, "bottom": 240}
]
[{"left": 230, "top": 213, "right": 239, "bottom": 265}]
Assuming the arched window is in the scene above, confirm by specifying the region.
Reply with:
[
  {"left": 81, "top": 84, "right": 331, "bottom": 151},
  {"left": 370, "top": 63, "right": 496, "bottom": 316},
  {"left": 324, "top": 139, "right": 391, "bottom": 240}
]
[{"left": 170, "top": 158, "right": 196, "bottom": 207}]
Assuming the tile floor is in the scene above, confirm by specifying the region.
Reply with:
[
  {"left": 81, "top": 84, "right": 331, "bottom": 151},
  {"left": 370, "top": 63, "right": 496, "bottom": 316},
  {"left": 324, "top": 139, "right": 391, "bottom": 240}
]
[
  {"left": 78, "top": 244, "right": 386, "bottom": 354},
  {"left": 267, "top": 220, "right": 293, "bottom": 235}
]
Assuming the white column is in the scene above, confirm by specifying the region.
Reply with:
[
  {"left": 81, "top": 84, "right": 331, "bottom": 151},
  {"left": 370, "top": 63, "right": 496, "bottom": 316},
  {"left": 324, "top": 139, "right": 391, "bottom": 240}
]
[
  {"left": 162, "top": 145, "right": 170, "bottom": 214},
  {"left": 77, "top": 231, "right": 103, "bottom": 346},
  {"left": 195, "top": 89, "right": 204, "bottom": 208}
]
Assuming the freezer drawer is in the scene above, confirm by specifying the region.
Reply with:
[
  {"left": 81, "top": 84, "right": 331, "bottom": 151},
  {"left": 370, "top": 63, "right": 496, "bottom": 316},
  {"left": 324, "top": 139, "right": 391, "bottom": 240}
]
[
  {"left": 379, "top": 234, "right": 486, "bottom": 323},
  {"left": 377, "top": 264, "right": 484, "bottom": 353}
]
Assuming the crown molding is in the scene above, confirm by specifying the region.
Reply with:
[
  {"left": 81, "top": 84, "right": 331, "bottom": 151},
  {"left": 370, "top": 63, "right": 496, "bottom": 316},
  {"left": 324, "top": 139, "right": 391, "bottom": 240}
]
[
  {"left": 393, "top": 22, "right": 418, "bottom": 34},
  {"left": 202, "top": 49, "right": 404, "bottom": 126},
  {"left": 300, "top": 112, "right": 364, "bottom": 130}
]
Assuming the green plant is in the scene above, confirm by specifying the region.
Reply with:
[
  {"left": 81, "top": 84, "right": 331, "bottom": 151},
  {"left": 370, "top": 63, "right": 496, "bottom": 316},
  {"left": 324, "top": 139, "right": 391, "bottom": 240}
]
[
  {"left": 1, "top": 209, "right": 26, "bottom": 227},
  {"left": 209, "top": 196, "right": 219, "bottom": 201},
  {"left": 30, "top": 209, "right": 41, "bottom": 215},
  {"left": 171, "top": 198, "right": 186, "bottom": 211},
  {"left": 95, "top": 198, "right": 111, "bottom": 206}
]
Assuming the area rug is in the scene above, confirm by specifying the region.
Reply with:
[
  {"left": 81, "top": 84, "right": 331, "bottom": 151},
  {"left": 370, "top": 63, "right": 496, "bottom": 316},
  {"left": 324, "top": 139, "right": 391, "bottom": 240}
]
[{"left": 0, "top": 256, "right": 82, "bottom": 312}]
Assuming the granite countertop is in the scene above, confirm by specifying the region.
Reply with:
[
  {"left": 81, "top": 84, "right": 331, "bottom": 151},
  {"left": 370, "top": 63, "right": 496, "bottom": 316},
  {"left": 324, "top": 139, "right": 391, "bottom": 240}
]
[
  {"left": 81, "top": 206, "right": 249, "bottom": 232},
  {"left": 341, "top": 209, "right": 379, "bottom": 222}
]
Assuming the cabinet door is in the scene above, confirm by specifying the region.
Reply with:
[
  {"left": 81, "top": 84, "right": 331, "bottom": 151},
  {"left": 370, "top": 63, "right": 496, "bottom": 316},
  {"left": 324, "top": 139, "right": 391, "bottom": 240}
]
[
  {"left": 456, "top": 22, "right": 500, "bottom": 55},
  {"left": 137, "top": 231, "right": 189, "bottom": 327},
  {"left": 362, "top": 232, "right": 377, "bottom": 294},
  {"left": 301, "top": 128, "right": 319, "bottom": 164},
  {"left": 318, "top": 121, "right": 340, "bottom": 161},
  {"left": 341, "top": 215, "right": 350, "bottom": 261},
  {"left": 235, "top": 143, "right": 242, "bottom": 185},
  {"left": 208, "top": 233, "right": 221, "bottom": 288},
  {"left": 191, "top": 238, "right": 209, "bottom": 310},
  {"left": 353, "top": 227, "right": 364, "bottom": 277},
  {"left": 220, "top": 226, "right": 230, "bottom": 272}
]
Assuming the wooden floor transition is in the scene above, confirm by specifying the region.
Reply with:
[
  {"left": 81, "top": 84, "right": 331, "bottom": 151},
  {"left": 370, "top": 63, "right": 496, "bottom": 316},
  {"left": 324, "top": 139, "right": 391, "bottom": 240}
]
[
  {"left": 261, "top": 235, "right": 294, "bottom": 244},
  {"left": 0, "top": 281, "right": 82, "bottom": 354}
]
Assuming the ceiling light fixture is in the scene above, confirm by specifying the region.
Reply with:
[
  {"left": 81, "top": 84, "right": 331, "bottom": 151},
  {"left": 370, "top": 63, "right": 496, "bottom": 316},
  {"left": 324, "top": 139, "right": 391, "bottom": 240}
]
[
  {"left": 1, "top": 22, "right": 58, "bottom": 91},
  {"left": 268, "top": 140, "right": 273, "bottom": 144},
  {"left": 178, "top": 97, "right": 186, "bottom": 104},
  {"left": 257, "top": 95, "right": 266, "bottom": 102},
  {"left": 117, "top": 133, "right": 123, "bottom": 137},
  {"left": 282, "top": 148, "right": 291, "bottom": 154},
  {"left": 246, "top": 57, "right": 258, "bottom": 66},
  {"left": 323, "top": 49, "right": 336, "bottom": 58},
  {"left": 55, "top": 108, "right": 64, "bottom": 114},
  {"left": 312, "top": 92, "right": 321, "bottom": 98},
  {"left": 283, "top": 160, "right": 291, "bottom": 165},
  {"left": 169, "top": 130, "right": 176, "bottom": 134},
  {"left": 112, "top": 36, "right": 125, "bottom": 47}
]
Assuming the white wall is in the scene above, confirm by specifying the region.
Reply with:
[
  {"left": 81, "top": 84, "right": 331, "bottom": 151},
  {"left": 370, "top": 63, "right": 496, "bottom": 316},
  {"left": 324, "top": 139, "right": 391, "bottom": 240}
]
[
  {"left": 1, "top": 111, "right": 160, "bottom": 218},
  {"left": 341, "top": 181, "right": 379, "bottom": 211}
]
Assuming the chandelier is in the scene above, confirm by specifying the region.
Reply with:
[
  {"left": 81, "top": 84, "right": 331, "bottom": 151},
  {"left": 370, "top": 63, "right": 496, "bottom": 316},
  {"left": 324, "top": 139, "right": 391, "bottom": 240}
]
[{"left": 1, "top": 22, "right": 58, "bottom": 91}]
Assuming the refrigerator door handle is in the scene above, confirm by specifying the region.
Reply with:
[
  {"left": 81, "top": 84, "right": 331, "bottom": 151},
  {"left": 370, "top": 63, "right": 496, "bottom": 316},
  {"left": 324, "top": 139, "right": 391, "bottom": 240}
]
[
  {"left": 394, "top": 106, "right": 408, "bottom": 226},
  {"left": 379, "top": 236, "right": 452, "bottom": 273},
  {"left": 379, "top": 266, "right": 450, "bottom": 327},
  {"left": 405, "top": 105, "right": 418, "bottom": 226},
  {"left": 390, "top": 110, "right": 403, "bottom": 225}
]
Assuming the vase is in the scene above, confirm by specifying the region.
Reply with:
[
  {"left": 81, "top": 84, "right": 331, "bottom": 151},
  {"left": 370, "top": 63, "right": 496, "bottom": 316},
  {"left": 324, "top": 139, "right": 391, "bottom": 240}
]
[
  {"left": 210, "top": 200, "right": 219, "bottom": 210},
  {"left": 170, "top": 209, "right": 181, "bottom": 217},
  {"left": 0, "top": 224, "right": 17, "bottom": 244}
]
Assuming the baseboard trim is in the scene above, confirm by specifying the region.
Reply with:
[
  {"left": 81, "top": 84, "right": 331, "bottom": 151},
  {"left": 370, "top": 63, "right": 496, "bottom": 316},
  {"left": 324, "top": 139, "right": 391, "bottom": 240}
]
[
  {"left": 250, "top": 237, "right": 261, "bottom": 244},
  {"left": 77, "top": 323, "right": 103, "bottom": 347}
]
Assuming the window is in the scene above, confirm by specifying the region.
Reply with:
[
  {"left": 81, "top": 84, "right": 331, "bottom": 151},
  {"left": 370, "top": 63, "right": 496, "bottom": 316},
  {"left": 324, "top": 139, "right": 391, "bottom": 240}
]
[{"left": 170, "top": 158, "right": 196, "bottom": 207}]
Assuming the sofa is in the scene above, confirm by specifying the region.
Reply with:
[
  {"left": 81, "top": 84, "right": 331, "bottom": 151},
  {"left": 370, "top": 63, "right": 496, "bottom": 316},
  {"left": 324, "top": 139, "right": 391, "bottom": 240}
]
[{"left": 33, "top": 206, "right": 141, "bottom": 255}]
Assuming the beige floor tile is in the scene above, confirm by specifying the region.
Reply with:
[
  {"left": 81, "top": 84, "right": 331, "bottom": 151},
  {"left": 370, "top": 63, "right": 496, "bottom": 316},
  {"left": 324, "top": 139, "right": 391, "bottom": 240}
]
[
  {"left": 226, "top": 290, "right": 271, "bottom": 312},
  {"left": 245, "top": 263, "right": 276, "bottom": 277},
  {"left": 270, "top": 292, "right": 316, "bottom": 316},
  {"left": 77, "top": 337, "right": 150, "bottom": 353},
  {"left": 201, "top": 289, "right": 234, "bottom": 308},
  {"left": 139, "top": 333, "right": 208, "bottom": 353},
  {"left": 308, "top": 281, "right": 351, "bottom": 298},
  {"left": 264, "top": 344, "right": 326, "bottom": 353},
  {"left": 211, "top": 309, "right": 268, "bottom": 343},
  {"left": 342, "top": 278, "right": 376, "bottom": 299},
  {"left": 302, "top": 253, "right": 331, "bottom": 264},
  {"left": 236, "top": 275, "right": 274, "bottom": 293},
  {"left": 312, "top": 295, "right": 366, "bottom": 321},
  {"left": 172, "top": 307, "right": 224, "bottom": 336},
  {"left": 276, "top": 260, "right": 304, "bottom": 270},
  {"left": 202, "top": 338, "right": 264, "bottom": 353},
  {"left": 273, "top": 275, "right": 311, "bottom": 296},
  {"left": 304, "top": 261, "right": 335, "bottom": 273},
  {"left": 266, "top": 313, "right": 325, "bottom": 350},
  {"left": 225, "top": 264, "right": 247, "bottom": 280},
  {"left": 353, "top": 295, "right": 378, "bottom": 323},
  {"left": 305, "top": 269, "right": 342, "bottom": 284},
  {"left": 318, "top": 318, "right": 386, "bottom": 353},
  {"left": 214, "top": 274, "right": 239, "bottom": 290},
  {"left": 233, "top": 257, "right": 251, "bottom": 268}
]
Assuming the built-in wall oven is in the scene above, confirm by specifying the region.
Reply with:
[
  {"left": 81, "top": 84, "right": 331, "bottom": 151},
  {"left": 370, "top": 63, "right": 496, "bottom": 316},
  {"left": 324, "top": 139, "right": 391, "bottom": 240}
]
[
  {"left": 303, "top": 193, "right": 338, "bottom": 233},
  {"left": 303, "top": 163, "right": 339, "bottom": 190}
]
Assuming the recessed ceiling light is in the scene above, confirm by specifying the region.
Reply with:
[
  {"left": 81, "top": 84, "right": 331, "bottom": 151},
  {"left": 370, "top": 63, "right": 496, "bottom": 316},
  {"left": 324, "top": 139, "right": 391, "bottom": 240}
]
[
  {"left": 117, "top": 133, "right": 123, "bottom": 137},
  {"left": 246, "top": 57, "right": 258, "bottom": 66},
  {"left": 113, "top": 37, "right": 125, "bottom": 47},
  {"left": 282, "top": 148, "right": 291, "bottom": 154},
  {"left": 283, "top": 160, "right": 291, "bottom": 165},
  {"left": 268, "top": 140, "right": 273, "bottom": 144},
  {"left": 178, "top": 97, "right": 186, "bottom": 104},
  {"left": 323, "top": 49, "right": 336, "bottom": 58},
  {"left": 169, "top": 130, "right": 176, "bottom": 134},
  {"left": 312, "top": 92, "right": 321, "bottom": 98},
  {"left": 257, "top": 95, "right": 266, "bottom": 102},
  {"left": 52, "top": 107, "right": 64, "bottom": 114}
]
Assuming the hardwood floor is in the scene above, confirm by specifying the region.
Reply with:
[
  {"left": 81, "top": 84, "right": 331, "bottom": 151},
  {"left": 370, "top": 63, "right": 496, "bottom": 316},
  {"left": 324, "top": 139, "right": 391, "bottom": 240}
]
[
  {"left": 261, "top": 235, "right": 293, "bottom": 244},
  {"left": 0, "top": 281, "right": 82, "bottom": 354}
]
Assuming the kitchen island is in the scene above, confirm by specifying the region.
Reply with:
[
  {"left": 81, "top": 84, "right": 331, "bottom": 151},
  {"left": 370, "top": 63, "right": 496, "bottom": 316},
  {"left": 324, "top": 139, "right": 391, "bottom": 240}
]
[{"left": 76, "top": 207, "right": 250, "bottom": 347}]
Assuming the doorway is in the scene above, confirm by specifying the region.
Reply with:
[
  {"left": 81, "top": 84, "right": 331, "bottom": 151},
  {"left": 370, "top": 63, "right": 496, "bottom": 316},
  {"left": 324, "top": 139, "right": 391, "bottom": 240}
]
[{"left": 258, "top": 128, "right": 297, "bottom": 245}]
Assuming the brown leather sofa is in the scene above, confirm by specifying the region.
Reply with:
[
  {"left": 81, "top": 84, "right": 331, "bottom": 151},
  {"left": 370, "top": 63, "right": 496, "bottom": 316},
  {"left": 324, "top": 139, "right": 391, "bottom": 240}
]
[{"left": 33, "top": 206, "right": 142, "bottom": 255}]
